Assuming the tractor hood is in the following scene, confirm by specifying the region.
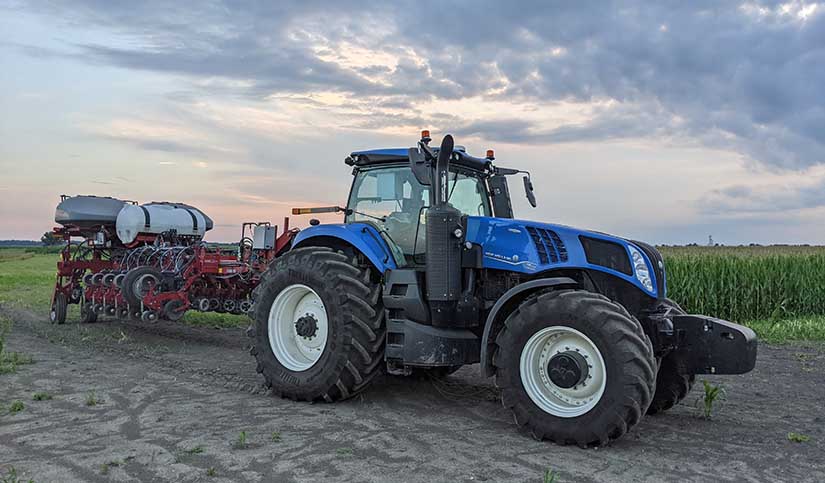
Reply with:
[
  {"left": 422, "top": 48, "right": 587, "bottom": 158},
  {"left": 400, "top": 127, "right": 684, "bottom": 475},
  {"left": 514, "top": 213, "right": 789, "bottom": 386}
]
[{"left": 465, "top": 216, "right": 664, "bottom": 298}]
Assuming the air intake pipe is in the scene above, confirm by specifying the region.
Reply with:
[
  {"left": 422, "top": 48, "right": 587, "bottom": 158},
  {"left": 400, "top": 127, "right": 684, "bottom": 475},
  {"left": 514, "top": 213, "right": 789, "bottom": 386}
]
[{"left": 425, "top": 134, "right": 463, "bottom": 326}]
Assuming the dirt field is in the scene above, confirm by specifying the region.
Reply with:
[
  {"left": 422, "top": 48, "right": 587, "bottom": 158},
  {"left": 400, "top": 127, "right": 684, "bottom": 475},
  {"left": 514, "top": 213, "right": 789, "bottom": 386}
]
[{"left": 1, "top": 306, "right": 823, "bottom": 483}]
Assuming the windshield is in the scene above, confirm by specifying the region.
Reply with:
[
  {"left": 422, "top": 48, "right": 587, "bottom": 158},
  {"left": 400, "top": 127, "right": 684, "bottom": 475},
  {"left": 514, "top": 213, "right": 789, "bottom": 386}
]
[{"left": 345, "top": 165, "right": 491, "bottom": 263}]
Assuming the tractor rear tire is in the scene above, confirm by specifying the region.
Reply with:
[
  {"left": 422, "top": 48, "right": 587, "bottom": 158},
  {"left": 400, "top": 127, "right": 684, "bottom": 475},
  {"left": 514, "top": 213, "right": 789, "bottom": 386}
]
[
  {"left": 249, "top": 247, "right": 385, "bottom": 402},
  {"left": 493, "top": 289, "right": 656, "bottom": 446},
  {"left": 648, "top": 298, "right": 696, "bottom": 415},
  {"left": 50, "top": 293, "right": 67, "bottom": 324}
]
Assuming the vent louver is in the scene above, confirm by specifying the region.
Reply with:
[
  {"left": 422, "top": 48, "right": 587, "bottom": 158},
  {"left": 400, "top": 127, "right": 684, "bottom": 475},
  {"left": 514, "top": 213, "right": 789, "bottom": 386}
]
[{"left": 525, "top": 226, "right": 568, "bottom": 264}]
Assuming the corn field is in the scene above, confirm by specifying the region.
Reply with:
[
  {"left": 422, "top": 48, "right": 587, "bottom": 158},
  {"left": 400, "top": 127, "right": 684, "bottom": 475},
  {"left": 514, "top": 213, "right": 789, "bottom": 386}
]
[{"left": 661, "top": 246, "right": 825, "bottom": 322}]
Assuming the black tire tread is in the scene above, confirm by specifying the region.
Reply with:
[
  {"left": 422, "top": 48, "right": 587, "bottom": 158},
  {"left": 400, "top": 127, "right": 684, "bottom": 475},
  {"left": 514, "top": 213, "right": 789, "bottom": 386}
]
[
  {"left": 51, "top": 293, "right": 67, "bottom": 324},
  {"left": 249, "top": 247, "right": 385, "bottom": 402},
  {"left": 493, "top": 289, "right": 656, "bottom": 447}
]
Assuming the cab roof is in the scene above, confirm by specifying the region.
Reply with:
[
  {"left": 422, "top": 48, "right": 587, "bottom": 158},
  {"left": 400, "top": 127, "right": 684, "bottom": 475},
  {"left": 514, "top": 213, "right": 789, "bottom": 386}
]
[{"left": 346, "top": 147, "right": 493, "bottom": 173}]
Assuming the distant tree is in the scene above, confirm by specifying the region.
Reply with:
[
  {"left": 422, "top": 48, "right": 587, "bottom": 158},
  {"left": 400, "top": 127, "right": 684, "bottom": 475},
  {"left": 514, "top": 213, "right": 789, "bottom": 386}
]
[{"left": 41, "top": 231, "right": 60, "bottom": 246}]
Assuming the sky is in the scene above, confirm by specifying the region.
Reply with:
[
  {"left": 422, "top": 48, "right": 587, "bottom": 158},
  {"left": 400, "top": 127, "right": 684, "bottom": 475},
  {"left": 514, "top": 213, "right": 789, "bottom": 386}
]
[{"left": 1, "top": 0, "right": 824, "bottom": 245}]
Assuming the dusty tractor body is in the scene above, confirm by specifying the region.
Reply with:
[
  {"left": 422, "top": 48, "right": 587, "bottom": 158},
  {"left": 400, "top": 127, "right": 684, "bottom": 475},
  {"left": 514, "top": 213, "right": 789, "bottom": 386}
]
[
  {"left": 49, "top": 195, "right": 296, "bottom": 324},
  {"left": 249, "top": 132, "right": 757, "bottom": 445}
]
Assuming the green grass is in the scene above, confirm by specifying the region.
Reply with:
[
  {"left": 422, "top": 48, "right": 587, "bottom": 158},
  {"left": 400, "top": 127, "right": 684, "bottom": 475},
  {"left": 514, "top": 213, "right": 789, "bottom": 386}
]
[
  {"left": 0, "top": 313, "right": 34, "bottom": 374},
  {"left": 743, "top": 315, "right": 825, "bottom": 343},
  {"left": 0, "top": 248, "right": 58, "bottom": 314},
  {"left": 0, "top": 351, "right": 34, "bottom": 374}
]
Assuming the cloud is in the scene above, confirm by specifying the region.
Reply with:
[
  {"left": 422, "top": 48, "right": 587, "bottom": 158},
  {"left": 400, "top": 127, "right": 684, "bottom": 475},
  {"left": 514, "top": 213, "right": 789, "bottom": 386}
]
[
  {"left": 698, "top": 168, "right": 825, "bottom": 216},
  {"left": 8, "top": 0, "right": 825, "bottom": 172}
]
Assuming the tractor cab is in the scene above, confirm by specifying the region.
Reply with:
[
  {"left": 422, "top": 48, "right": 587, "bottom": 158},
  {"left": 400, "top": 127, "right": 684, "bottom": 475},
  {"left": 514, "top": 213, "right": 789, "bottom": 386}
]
[{"left": 342, "top": 131, "right": 534, "bottom": 266}]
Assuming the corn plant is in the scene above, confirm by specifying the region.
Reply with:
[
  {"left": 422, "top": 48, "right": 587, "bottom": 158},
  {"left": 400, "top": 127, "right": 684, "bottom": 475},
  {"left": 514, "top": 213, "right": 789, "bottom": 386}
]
[
  {"left": 661, "top": 246, "right": 825, "bottom": 323},
  {"left": 697, "top": 380, "right": 726, "bottom": 419}
]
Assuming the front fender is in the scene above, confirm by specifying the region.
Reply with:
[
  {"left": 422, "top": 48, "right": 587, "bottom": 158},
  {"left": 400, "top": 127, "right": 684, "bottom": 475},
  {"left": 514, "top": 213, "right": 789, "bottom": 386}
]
[
  {"left": 479, "top": 277, "right": 578, "bottom": 377},
  {"left": 292, "top": 223, "right": 397, "bottom": 273}
]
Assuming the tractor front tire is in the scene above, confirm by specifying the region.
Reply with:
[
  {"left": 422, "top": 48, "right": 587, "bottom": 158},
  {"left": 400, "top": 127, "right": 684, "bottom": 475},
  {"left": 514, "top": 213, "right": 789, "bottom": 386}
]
[
  {"left": 648, "top": 298, "right": 696, "bottom": 415},
  {"left": 493, "top": 289, "right": 656, "bottom": 446},
  {"left": 249, "top": 247, "right": 385, "bottom": 402}
]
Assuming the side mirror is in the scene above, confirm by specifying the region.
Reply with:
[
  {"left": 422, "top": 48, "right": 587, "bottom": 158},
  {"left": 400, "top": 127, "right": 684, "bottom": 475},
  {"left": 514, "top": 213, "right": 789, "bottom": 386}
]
[
  {"left": 408, "top": 147, "right": 431, "bottom": 186},
  {"left": 523, "top": 175, "right": 536, "bottom": 207}
]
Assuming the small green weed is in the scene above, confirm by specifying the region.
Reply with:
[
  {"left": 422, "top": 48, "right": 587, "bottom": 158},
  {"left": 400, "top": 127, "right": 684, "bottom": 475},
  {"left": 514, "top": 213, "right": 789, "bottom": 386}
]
[
  {"left": 99, "top": 459, "right": 123, "bottom": 474},
  {"left": 9, "top": 401, "right": 24, "bottom": 414},
  {"left": 233, "top": 431, "right": 248, "bottom": 449},
  {"left": 206, "top": 467, "right": 217, "bottom": 477},
  {"left": 85, "top": 391, "right": 101, "bottom": 406},
  {"left": 0, "top": 352, "right": 34, "bottom": 374},
  {"left": 1, "top": 465, "right": 34, "bottom": 483},
  {"left": 32, "top": 392, "right": 51, "bottom": 401},
  {"left": 788, "top": 432, "right": 810, "bottom": 443},
  {"left": 697, "top": 380, "right": 726, "bottom": 419},
  {"left": 271, "top": 431, "right": 282, "bottom": 442},
  {"left": 336, "top": 447, "right": 353, "bottom": 456},
  {"left": 185, "top": 445, "right": 205, "bottom": 455},
  {"left": 543, "top": 468, "right": 558, "bottom": 483}
]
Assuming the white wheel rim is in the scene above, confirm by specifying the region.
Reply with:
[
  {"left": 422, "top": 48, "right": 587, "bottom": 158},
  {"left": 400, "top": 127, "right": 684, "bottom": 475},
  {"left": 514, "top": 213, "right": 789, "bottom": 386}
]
[
  {"left": 268, "top": 284, "right": 329, "bottom": 372},
  {"left": 520, "top": 326, "right": 607, "bottom": 418}
]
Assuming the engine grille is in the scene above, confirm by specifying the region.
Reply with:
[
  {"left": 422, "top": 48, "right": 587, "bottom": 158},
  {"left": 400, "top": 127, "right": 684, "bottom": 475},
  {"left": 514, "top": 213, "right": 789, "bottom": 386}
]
[
  {"left": 525, "top": 226, "right": 569, "bottom": 264},
  {"left": 579, "top": 236, "right": 633, "bottom": 275}
]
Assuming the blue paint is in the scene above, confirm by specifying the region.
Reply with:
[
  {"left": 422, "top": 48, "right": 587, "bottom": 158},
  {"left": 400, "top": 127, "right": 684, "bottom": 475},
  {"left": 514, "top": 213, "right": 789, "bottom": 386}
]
[
  {"left": 465, "top": 216, "right": 658, "bottom": 297},
  {"left": 292, "top": 223, "right": 397, "bottom": 273},
  {"left": 350, "top": 148, "right": 408, "bottom": 158}
]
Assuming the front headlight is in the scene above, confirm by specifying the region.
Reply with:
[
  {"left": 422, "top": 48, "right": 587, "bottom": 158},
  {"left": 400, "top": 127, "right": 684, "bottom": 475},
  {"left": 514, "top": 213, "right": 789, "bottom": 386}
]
[{"left": 628, "top": 245, "right": 654, "bottom": 292}]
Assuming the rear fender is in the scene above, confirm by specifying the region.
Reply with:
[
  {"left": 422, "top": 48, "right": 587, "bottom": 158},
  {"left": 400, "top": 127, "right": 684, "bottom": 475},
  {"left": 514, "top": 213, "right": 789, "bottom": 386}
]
[{"left": 292, "top": 223, "right": 397, "bottom": 273}]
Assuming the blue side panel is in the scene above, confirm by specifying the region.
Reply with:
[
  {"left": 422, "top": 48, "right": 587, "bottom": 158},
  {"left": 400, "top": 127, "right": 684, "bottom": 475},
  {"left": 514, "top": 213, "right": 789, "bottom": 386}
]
[
  {"left": 465, "top": 216, "right": 658, "bottom": 297},
  {"left": 292, "top": 223, "right": 397, "bottom": 273}
]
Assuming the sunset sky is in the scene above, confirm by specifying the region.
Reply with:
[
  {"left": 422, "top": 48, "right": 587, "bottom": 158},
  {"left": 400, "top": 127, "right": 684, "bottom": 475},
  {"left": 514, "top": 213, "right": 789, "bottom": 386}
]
[{"left": 1, "top": 1, "right": 824, "bottom": 244}]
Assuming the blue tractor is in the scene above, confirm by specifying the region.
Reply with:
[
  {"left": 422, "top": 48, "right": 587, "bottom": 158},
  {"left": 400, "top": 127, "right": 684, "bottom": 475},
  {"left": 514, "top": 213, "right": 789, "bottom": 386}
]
[{"left": 248, "top": 132, "right": 757, "bottom": 445}]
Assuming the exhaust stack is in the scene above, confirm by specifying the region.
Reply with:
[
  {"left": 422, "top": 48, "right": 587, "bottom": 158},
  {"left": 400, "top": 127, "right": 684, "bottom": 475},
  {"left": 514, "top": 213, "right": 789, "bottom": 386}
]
[{"left": 425, "top": 134, "right": 463, "bottom": 326}]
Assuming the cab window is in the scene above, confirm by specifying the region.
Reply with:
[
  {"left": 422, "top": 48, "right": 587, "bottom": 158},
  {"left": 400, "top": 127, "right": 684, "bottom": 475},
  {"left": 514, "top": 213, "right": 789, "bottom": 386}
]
[{"left": 345, "top": 166, "right": 490, "bottom": 264}]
